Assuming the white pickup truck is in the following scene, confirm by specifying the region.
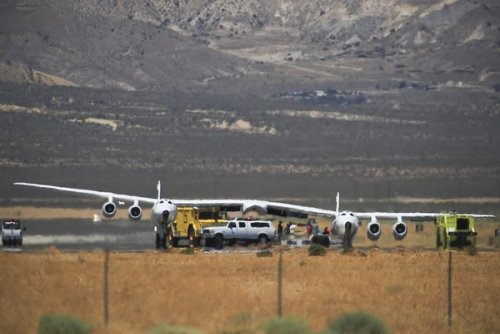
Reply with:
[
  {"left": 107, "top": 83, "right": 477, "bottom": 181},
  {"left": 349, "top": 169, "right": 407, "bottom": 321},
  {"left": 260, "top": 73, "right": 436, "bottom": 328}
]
[{"left": 201, "top": 218, "right": 275, "bottom": 249}]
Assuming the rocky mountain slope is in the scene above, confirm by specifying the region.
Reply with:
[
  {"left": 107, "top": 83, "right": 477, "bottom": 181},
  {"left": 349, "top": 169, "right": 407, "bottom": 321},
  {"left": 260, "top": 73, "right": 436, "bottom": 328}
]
[
  {"left": 1, "top": 0, "right": 499, "bottom": 213},
  {"left": 1, "top": 0, "right": 499, "bottom": 91}
]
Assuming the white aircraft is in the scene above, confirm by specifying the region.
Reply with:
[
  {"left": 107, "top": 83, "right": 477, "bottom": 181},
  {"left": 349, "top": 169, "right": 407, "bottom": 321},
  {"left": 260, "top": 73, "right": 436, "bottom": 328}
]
[{"left": 14, "top": 181, "right": 494, "bottom": 248}]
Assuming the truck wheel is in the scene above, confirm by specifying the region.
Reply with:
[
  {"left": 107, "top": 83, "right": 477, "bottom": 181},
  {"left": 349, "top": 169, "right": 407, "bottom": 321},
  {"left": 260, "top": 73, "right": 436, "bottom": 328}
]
[
  {"left": 188, "top": 226, "right": 195, "bottom": 248},
  {"left": 215, "top": 234, "right": 223, "bottom": 250},
  {"left": 258, "top": 235, "right": 268, "bottom": 245}
]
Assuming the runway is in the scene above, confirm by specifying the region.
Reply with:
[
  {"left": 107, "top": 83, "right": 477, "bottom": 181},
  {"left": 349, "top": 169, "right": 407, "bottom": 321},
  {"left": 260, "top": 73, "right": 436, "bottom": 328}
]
[{"left": 12, "top": 218, "right": 155, "bottom": 251}]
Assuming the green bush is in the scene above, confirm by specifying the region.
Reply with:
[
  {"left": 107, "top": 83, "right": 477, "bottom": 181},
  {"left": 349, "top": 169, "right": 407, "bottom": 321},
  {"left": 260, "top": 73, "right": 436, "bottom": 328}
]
[
  {"left": 325, "top": 311, "right": 389, "bottom": 334},
  {"left": 220, "top": 313, "right": 259, "bottom": 334},
  {"left": 148, "top": 323, "right": 203, "bottom": 334},
  {"left": 38, "top": 314, "right": 92, "bottom": 334},
  {"left": 309, "top": 243, "right": 326, "bottom": 256},
  {"left": 260, "top": 316, "right": 312, "bottom": 334}
]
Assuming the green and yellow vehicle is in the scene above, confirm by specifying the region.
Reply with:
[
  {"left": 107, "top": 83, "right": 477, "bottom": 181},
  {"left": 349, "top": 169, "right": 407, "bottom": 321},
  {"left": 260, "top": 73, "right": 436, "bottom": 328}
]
[
  {"left": 169, "top": 206, "right": 226, "bottom": 247},
  {"left": 435, "top": 213, "right": 477, "bottom": 250}
]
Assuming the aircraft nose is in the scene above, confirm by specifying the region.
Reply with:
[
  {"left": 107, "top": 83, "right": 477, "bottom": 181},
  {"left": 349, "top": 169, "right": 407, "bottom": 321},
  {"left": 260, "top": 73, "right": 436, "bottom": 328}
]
[{"left": 345, "top": 221, "right": 352, "bottom": 232}]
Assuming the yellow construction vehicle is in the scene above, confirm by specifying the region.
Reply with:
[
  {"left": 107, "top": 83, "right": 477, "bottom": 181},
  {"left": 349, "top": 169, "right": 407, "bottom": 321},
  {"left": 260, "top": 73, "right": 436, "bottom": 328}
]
[
  {"left": 169, "top": 206, "right": 226, "bottom": 247},
  {"left": 435, "top": 213, "right": 477, "bottom": 250}
]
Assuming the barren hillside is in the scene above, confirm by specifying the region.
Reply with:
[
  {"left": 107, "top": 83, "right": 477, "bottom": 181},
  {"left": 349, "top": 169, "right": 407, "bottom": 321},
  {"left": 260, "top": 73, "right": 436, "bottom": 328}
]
[{"left": 0, "top": 0, "right": 499, "bottom": 215}]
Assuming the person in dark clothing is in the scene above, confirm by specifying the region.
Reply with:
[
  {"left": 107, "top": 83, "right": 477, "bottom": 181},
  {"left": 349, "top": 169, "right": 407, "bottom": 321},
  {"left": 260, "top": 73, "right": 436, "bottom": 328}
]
[{"left": 277, "top": 221, "right": 283, "bottom": 240}]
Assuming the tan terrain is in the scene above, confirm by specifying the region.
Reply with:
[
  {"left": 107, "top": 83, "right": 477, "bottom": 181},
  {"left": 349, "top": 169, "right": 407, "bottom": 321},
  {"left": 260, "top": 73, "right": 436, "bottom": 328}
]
[{"left": 0, "top": 248, "right": 498, "bottom": 334}]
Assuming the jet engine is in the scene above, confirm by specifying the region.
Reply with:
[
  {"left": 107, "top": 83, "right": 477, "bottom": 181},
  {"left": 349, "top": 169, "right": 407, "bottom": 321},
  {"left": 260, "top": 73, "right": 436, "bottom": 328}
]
[
  {"left": 392, "top": 218, "right": 407, "bottom": 240},
  {"left": 102, "top": 201, "right": 117, "bottom": 218},
  {"left": 128, "top": 204, "right": 142, "bottom": 220},
  {"left": 366, "top": 216, "right": 382, "bottom": 241}
]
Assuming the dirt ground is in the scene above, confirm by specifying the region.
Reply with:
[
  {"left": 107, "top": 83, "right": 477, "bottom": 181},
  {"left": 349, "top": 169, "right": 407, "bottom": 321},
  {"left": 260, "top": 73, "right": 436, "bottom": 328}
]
[{"left": 0, "top": 248, "right": 498, "bottom": 334}]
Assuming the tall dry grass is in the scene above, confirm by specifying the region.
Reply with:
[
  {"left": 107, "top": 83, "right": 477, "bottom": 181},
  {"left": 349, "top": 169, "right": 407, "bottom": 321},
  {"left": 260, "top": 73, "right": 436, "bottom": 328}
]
[{"left": 0, "top": 248, "right": 498, "bottom": 334}]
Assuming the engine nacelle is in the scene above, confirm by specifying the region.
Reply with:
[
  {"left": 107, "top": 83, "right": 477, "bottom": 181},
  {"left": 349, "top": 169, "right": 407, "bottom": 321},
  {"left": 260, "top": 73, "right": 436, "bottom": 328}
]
[
  {"left": 366, "top": 217, "right": 382, "bottom": 241},
  {"left": 128, "top": 205, "right": 142, "bottom": 220},
  {"left": 102, "top": 201, "right": 117, "bottom": 218},
  {"left": 392, "top": 219, "right": 407, "bottom": 240}
]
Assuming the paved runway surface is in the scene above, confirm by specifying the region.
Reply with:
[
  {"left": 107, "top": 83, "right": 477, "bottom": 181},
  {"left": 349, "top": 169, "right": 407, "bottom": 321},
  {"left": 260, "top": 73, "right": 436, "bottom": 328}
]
[{"left": 12, "top": 218, "right": 155, "bottom": 251}]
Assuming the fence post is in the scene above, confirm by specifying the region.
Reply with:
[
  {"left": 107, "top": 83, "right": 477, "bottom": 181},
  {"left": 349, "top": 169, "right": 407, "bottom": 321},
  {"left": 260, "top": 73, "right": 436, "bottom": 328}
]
[
  {"left": 104, "top": 249, "right": 110, "bottom": 328},
  {"left": 277, "top": 247, "right": 283, "bottom": 317},
  {"left": 448, "top": 252, "right": 452, "bottom": 333}
]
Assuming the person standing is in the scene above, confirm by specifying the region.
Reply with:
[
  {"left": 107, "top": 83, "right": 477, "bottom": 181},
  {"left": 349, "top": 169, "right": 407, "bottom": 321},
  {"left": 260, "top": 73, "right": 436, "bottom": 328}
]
[{"left": 277, "top": 221, "right": 283, "bottom": 240}]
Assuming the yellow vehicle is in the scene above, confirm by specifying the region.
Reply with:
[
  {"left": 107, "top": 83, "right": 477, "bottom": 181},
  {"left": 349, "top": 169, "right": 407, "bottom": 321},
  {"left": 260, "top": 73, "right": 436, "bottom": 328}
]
[
  {"left": 435, "top": 213, "right": 477, "bottom": 250},
  {"left": 170, "top": 206, "right": 226, "bottom": 247}
]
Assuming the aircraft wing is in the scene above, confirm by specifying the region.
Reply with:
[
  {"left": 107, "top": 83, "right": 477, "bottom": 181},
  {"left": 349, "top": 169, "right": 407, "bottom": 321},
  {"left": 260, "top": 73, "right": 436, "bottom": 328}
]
[
  {"left": 174, "top": 200, "right": 494, "bottom": 220},
  {"left": 14, "top": 182, "right": 494, "bottom": 220},
  {"left": 352, "top": 212, "right": 495, "bottom": 220},
  {"left": 14, "top": 182, "right": 158, "bottom": 204},
  {"left": 171, "top": 199, "right": 337, "bottom": 218}
]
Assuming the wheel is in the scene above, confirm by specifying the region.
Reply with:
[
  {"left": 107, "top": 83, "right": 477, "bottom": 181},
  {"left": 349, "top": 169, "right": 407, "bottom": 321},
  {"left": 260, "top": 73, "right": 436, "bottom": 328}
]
[
  {"left": 215, "top": 234, "right": 224, "bottom": 250},
  {"left": 188, "top": 226, "right": 195, "bottom": 248},
  {"left": 258, "top": 234, "right": 268, "bottom": 245}
]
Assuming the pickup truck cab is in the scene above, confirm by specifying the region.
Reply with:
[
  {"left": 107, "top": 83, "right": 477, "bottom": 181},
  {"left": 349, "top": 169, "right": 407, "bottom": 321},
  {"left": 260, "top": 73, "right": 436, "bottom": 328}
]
[
  {"left": 201, "top": 218, "right": 275, "bottom": 249},
  {"left": 2, "top": 219, "right": 25, "bottom": 247}
]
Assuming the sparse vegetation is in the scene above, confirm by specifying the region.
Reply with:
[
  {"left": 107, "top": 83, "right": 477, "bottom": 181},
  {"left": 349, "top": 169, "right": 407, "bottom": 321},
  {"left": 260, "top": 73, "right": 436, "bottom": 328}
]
[
  {"left": 325, "top": 311, "right": 388, "bottom": 334},
  {"left": 256, "top": 248, "right": 273, "bottom": 257},
  {"left": 260, "top": 316, "right": 312, "bottom": 334},
  {"left": 148, "top": 323, "right": 203, "bottom": 334},
  {"left": 37, "top": 314, "right": 92, "bottom": 334},
  {"left": 308, "top": 243, "right": 326, "bottom": 256},
  {"left": 0, "top": 250, "right": 499, "bottom": 333}
]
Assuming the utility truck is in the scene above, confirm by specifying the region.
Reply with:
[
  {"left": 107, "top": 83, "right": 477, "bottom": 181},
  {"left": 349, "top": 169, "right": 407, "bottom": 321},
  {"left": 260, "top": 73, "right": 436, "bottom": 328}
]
[
  {"left": 435, "top": 213, "right": 477, "bottom": 250},
  {"left": 169, "top": 206, "right": 226, "bottom": 247}
]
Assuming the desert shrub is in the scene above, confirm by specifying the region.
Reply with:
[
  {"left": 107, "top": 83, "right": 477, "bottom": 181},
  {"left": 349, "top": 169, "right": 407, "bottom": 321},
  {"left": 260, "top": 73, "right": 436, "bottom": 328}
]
[
  {"left": 260, "top": 316, "right": 312, "bottom": 334},
  {"left": 257, "top": 248, "right": 273, "bottom": 257},
  {"left": 220, "top": 313, "right": 260, "bottom": 334},
  {"left": 148, "top": 323, "right": 203, "bottom": 334},
  {"left": 309, "top": 243, "right": 326, "bottom": 256},
  {"left": 37, "top": 314, "right": 92, "bottom": 334},
  {"left": 181, "top": 247, "right": 195, "bottom": 255},
  {"left": 325, "top": 311, "right": 388, "bottom": 334}
]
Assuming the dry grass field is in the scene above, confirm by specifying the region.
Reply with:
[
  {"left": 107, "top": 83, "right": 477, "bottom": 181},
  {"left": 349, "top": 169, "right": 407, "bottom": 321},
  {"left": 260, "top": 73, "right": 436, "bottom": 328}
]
[{"left": 0, "top": 248, "right": 498, "bottom": 334}]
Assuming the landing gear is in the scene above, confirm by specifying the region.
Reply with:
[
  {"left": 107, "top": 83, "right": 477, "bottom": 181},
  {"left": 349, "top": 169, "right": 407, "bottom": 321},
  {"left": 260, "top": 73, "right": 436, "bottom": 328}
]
[
  {"left": 155, "top": 225, "right": 170, "bottom": 250},
  {"left": 343, "top": 222, "right": 353, "bottom": 250}
]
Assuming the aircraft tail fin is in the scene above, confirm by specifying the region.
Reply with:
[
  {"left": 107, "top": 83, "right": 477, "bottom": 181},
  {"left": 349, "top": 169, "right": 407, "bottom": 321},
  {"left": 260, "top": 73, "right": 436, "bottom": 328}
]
[{"left": 157, "top": 181, "right": 161, "bottom": 200}]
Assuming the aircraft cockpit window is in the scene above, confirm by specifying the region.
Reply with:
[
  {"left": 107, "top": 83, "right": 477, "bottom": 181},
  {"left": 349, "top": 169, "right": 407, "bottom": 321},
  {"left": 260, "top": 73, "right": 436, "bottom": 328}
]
[{"left": 159, "top": 200, "right": 164, "bottom": 204}]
